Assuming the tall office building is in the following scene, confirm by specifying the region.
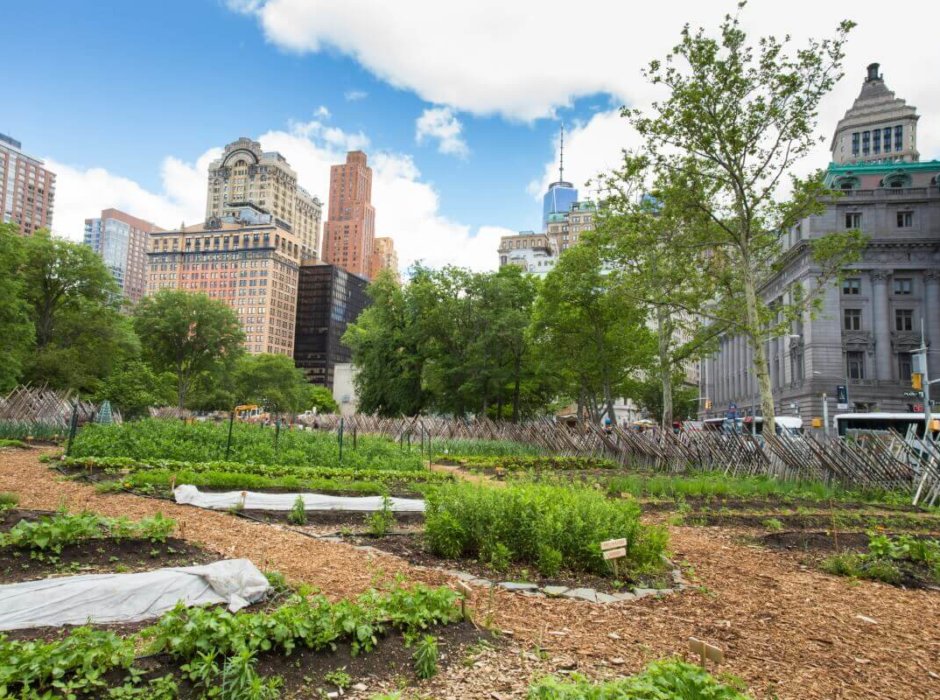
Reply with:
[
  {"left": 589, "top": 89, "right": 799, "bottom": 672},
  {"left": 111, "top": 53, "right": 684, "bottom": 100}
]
[
  {"left": 206, "top": 138, "right": 322, "bottom": 259},
  {"left": 293, "top": 263, "right": 370, "bottom": 389},
  {"left": 498, "top": 201, "right": 596, "bottom": 277},
  {"left": 321, "top": 151, "right": 376, "bottom": 279},
  {"left": 0, "top": 133, "right": 56, "bottom": 236},
  {"left": 700, "top": 63, "right": 940, "bottom": 421},
  {"left": 146, "top": 204, "right": 302, "bottom": 356},
  {"left": 370, "top": 236, "right": 399, "bottom": 282},
  {"left": 541, "top": 125, "right": 578, "bottom": 228},
  {"left": 84, "top": 208, "right": 162, "bottom": 303}
]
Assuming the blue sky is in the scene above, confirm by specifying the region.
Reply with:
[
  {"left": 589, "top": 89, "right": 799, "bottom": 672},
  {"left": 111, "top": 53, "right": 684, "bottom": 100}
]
[{"left": 6, "top": 0, "right": 939, "bottom": 271}]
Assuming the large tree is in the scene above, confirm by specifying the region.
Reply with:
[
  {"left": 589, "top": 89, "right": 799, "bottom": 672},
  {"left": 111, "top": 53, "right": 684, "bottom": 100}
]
[
  {"left": 0, "top": 225, "right": 33, "bottom": 391},
  {"left": 628, "top": 6, "right": 865, "bottom": 433},
  {"left": 530, "top": 239, "right": 655, "bottom": 424},
  {"left": 94, "top": 360, "right": 175, "bottom": 420},
  {"left": 134, "top": 290, "right": 244, "bottom": 409},
  {"left": 233, "top": 353, "right": 312, "bottom": 416},
  {"left": 19, "top": 230, "right": 135, "bottom": 392}
]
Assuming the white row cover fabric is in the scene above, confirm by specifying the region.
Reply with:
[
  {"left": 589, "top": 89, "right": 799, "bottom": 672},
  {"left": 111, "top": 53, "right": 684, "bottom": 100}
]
[
  {"left": 0, "top": 559, "right": 270, "bottom": 631},
  {"left": 174, "top": 484, "right": 425, "bottom": 512}
]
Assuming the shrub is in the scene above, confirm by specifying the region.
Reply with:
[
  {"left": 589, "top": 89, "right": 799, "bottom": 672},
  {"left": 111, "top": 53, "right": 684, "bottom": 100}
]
[
  {"left": 365, "top": 495, "right": 396, "bottom": 536},
  {"left": 288, "top": 495, "right": 307, "bottom": 525},
  {"left": 528, "top": 658, "right": 750, "bottom": 699},
  {"left": 424, "top": 483, "right": 667, "bottom": 578},
  {"left": 0, "top": 492, "right": 19, "bottom": 511}
]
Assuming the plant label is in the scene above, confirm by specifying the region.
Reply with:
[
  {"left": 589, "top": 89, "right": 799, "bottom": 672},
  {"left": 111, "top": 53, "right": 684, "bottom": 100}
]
[
  {"left": 688, "top": 637, "right": 724, "bottom": 667},
  {"left": 603, "top": 547, "right": 626, "bottom": 560},
  {"left": 601, "top": 538, "right": 627, "bottom": 551}
]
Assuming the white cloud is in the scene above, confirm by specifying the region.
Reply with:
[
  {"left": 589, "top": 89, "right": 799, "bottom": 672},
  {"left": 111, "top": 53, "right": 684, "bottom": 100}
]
[
  {"left": 46, "top": 148, "right": 220, "bottom": 241},
  {"left": 314, "top": 105, "right": 331, "bottom": 118},
  {"left": 230, "top": 1, "right": 940, "bottom": 159},
  {"left": 344, "top": 89, "right": 367, "bottom": 101},
  {"left": 415, "top": 106, "right": 469, "bottom": 158},
  {"left": 48, "top": 122, "right": 505, "bottom": 273}
]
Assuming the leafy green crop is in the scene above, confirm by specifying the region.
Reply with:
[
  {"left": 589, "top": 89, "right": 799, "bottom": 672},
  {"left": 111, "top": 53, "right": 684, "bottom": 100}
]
[
  {"left": 412, "top": 635, "right": 438, "bottom": 679},
  {"left": 70, "top": 419, "right": 424, "bottom": 472},
  {"left": 424, "top": 483, "right": 667, "bottom": 578},
  {"left": 822, "top": 532, "right": 940, "bottom": 585},
  {"left": 528, "top": 659, "right": 751, "bottom": 699},
  {"left": 0, "top": 510, "right": 175, "bottom": 554},
  {"left": 454, "top": 455, "right": 620, "bottom": 471}
]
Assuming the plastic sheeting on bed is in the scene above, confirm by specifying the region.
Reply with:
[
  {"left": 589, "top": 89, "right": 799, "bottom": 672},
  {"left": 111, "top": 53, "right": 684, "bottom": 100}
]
[
  {"left": 0, "top": 559, "right": 270, "bottom": 631},
  {"left": 173, "top": 484, "right": 425, "bottom": 512}
]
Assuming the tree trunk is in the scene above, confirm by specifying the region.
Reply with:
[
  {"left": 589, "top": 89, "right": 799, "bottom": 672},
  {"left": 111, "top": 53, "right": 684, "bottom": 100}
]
[
  {"left": 742, "top": 264, "right": 776, "bottom": 435},
  {"left": 657, "top": 306, "right": 674, "bottom": 431}
]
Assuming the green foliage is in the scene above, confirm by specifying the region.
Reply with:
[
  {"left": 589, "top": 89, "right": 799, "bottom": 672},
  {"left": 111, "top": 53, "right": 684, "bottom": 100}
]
[
  {"left": 425, "top": 483, "right": 668, "bottom": 578},
  {"left": 821, "top": 533, "right": 940, "bottom": 585},
  {"left": 0, "top": 510, "right": 175, "bottom": 554},
  {"left": 435, "top": 438, "right": 546, "bottom": 458},
  {"left": 453, "top": 455, "right": 619, "bottom": 471},
  {"left": 0, "top": 421, "right": 63, "bottom": 442},
  {"left": 0, "top": 439, "right": 28, "bottom": 449},
  {"left": 366, "top": 494, "right": 396, "bottom": 536},
  {"left": 528, "top": 658, "right": 750, "bottom": 699},
  {"left": 0, "top": 626, "right": 136, "bottom": 697},
  {"left": 134, "top": 289, "right": 245, "bottom": 409},
  {"left": 70, "top": 419, "right": 425, "bottom": 472},
  {"left": 762, "top": 518, "right": 784, "bottom": 532},
  {"left": 412, "top": 635, "right": 439, "bottom": 680},
  {"left": 106, "top": 674, "right": 178, "bottom": 699},
  {"left": 234, "top": 353, "right": 313, "bottom": 415},
  {"left": 288, "top": 495, "right": 308, "bottom": 525},
  {"left": 0, "top": 224, "right": 33, "bottom": 392},
  {"left": 220, "top": 650, "right": 282, "bottom": 700},
  {"left": 0, "top": 492, "right": 19, "bottom": 511},
  {"left": 324, "top": 668, "right": 352, "bottom": 690},
  {"left": 306, "top": 385, "right": 339, "bottom": 414},
  {"left": 94, "top": 360, "right": 176, "bottom": 420}
]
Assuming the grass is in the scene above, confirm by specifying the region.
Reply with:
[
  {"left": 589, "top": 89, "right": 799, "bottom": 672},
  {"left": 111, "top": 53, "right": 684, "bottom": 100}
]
[
  {"left": 0, "top": 421, "right": 64, "bottom": 442},
  {"left": 0, "top": 438, "right": 29, "bottom": 449},
  {"left": 528, "top": 658, "right": 750, "bottom": 699},
  {"left": 424, "top": 482, "right": 668, "bottom": 579},
  {"left": 0, "top": 492, "right": 19, "bottom": 511},
  {"left": 70, "top": 419, "right": 425, "bottom": 472}
]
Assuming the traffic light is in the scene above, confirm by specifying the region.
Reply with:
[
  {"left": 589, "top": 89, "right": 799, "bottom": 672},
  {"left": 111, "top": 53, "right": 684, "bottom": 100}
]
[{"left": 912, "top": 373, "right": 923, "bottom": 391}]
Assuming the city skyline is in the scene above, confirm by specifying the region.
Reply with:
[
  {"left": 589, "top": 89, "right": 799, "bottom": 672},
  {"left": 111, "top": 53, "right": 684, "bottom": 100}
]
[{"left": 4, "top": 1, "right": 940, "bottom": 274}]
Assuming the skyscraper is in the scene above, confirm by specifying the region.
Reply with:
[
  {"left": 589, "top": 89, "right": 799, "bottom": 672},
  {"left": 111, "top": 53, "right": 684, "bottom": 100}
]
[
  {"left": 541, "top": 125, "right": 577, "bottom": 228},
  {"left": 206, "top": 138, "right": 322, "bottom": 260},
  {"left": 84, "top": 208, "right": 163, "bottom": 303},
  {"left": 321, "top": 151, "right": 376, "bottom": 279},
  {"left": 370, "top": 236, "right": 399, "bottom": 282},
  {"left": 0, "top": 133, "right": 56, "bottom": 236}
]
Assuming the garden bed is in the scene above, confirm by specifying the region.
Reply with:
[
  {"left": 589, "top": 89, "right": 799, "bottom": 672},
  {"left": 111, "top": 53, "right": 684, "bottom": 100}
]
[{"left": 242, "top": 508, "right": 425, "bottom": 528}]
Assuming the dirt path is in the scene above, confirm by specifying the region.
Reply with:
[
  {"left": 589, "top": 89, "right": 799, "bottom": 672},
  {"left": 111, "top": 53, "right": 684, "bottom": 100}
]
[
  {"left": 430, "top": 461, "right": 504, "bottom": 486},
  {"left": 2, "top": 448, "right": 939, "bottom": 699}
]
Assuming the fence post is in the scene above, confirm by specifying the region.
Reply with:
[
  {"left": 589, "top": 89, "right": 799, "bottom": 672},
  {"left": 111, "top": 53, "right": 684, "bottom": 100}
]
[
  {"left": 353, "top": 426, "right": 358, "bottom": 451},
  {"left": 65, "top": 401, "right": 79, "bottom": 457},
  {"left": 225, "top": 410, "right": 235, "bottom": 461},
  {"left": 338, "top": 417, "right": 345, "bottom": 463},
  {"left": 274, "top": 418, "right": 281, "bottom": 456}
]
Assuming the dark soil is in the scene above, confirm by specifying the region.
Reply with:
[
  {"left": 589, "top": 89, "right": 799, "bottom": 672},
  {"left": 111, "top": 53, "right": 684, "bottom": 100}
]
[
  {"left": 688, "top": 511, "right": 940, "bottom": 533},
  {"left": 0, "top": 508, "right": 218, "bottom": 584},
  {"left": 635, "top": 497, "right": 924, "bottom": 514},
  {"left": 344, "top": 532, "right": 670, "bottom": 594},
  {"left": 761, "top": 530, "right": 871, "bottom": 553},
  {"left": 239, "top": 509, "right": 425, "bottom": 527}
]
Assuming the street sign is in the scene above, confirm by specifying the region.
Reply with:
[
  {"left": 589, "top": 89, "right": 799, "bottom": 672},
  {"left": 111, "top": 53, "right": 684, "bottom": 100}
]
[{"left": 836, "top": 384, "right": 848, "bottom": 410}]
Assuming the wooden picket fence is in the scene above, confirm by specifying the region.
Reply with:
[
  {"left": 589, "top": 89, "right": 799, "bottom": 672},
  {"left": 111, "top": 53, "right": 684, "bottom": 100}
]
[
  {"left": 311, "top": 413, "right": 940, "bottom": 506},
  {"left": 0, "top": 385, "right": 108, "bottom": 429}
]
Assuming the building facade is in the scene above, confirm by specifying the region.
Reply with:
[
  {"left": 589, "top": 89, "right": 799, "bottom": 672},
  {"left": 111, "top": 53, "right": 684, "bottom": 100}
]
[
  {"left": 206, "top": 138, "right": 322, "bottom": 260},
  {"left": 498, "top": 201, "right": 596, "bottom": 277},
  {"left": 293, "top": 263, "right": 370, "bottom": 389},
  {"left": 0, "top": 133, "right": 56, "bottom": 235},
  {"left": 370, "top": 236, "right": 400, "bottom": 282},
  {"left": 321, "top": 151, "right": 376, "bottom": 279},
  {"left": 700, "top": 64, "right": 940, "bottom": 423},
  {"left": 84, "top": 208, "right": 162, "bottom": 303},
  {"left": 146, "top": 204, "right": 302, "bottom": 356}
]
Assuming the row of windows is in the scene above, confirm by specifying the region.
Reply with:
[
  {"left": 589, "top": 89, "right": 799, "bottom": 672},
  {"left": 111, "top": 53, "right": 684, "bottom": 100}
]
[
  {"left": 845, "top": 351, "right": 914, "bottom": 381},
  {"left": 842, "top": 276, "right": 913, "bottom": 295},
  {"left": 851, "top": 125, "right": 903, "bottom": 156},
  {"left": 844, "top": 211, "right": 914, "bottom": 229},
  {"left": 843, "top": 307, "right": 915, "bottom": 332}
]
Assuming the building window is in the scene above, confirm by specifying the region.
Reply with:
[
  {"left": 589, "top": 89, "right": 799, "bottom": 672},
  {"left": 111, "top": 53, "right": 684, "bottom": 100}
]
[
  {"left": 862, "top": 131, "right": 870, "bottom": 155},
  {"left": 846, "top": 351, "right": 865, "bottom": 380},
  {"left": 883, "top": 127, "right": 892, "bottom": 152},
  {"left": 897, "top": 211, "right": 913, "bottom": 228},
  {"left": 894, "top": 125, "right": 903, "bottom": 151},
  {"left": 873, "top": 128, "right": 881, "bottom": 154},
  {"left": 895, "top": 309, "right": 913, "bottom": 332},
  {"left": 893, "top": 278, "right": 912, "bottom": 295},
  {"left": 845, "top": 212, "right": 861, "bottom": 229},
  {"left": 842, "top": 278, "right": 861, "bottom": 295},
  {"left": 898, "top": 353, "right": 913, "bottom": 381},
  {"left": 843, "top": 308, "right": 861, "bottom": 331},
  {"left": 851, "top": 132, "right": 859, "bottom": 156}
]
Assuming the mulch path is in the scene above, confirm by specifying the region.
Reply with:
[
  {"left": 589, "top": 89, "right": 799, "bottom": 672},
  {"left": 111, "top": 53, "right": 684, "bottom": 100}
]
[{"left": 1, "top": 449, "right": 938, "bottom": 699}]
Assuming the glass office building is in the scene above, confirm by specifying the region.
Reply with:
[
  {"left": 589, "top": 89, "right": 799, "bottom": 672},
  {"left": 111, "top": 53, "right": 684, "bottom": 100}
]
[
  {"left": 542, "top": 181, "right": 578, "bottom": 228},
  {"left": 293, "top": 263, "right": 370, "bottom": 389}
]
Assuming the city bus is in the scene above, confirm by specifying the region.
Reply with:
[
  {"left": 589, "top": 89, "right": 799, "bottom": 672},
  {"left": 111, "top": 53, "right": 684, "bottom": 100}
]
[{"left": 834, "top": 412, "right": 940, "bottom": 438}]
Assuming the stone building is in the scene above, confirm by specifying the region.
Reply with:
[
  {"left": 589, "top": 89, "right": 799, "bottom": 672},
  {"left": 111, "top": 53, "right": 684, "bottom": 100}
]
[
  {"left": 146, "top": 204, "right": 301, "bottom": 356},
  {"left": 206, "top": 138, "right": 321, "bottom": 260},
  {"left": 700, "top": 64, "right": 940, "bottom": 422}
]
